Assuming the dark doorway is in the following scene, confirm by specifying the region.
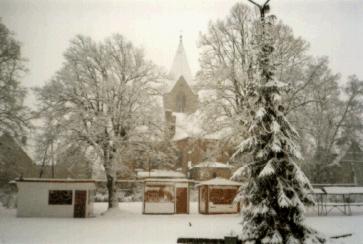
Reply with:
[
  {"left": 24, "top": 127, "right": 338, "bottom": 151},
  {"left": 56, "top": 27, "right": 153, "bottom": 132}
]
[
  {"left": 176, "top": 188, "right": 188, "bottom": 214},
  {"left": 74, "top": 190, "right": 87, "bottom": 218}
]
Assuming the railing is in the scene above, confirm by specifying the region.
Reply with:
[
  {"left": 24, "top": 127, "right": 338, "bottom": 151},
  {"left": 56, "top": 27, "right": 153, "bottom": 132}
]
[{"left": 312, "top": 186, "right": 363, "bottom": 216}]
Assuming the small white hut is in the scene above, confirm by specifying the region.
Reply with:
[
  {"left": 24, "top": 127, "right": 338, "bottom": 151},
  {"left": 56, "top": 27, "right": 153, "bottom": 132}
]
[
  {"left": 196, "top": 177, "right": 241, "bottom": 214},
  {"left": 143, "top": 178, "right": 189, "bottom": 214},
  {"left": 16, "top": 178, "right": 96, "bottom": 218}
]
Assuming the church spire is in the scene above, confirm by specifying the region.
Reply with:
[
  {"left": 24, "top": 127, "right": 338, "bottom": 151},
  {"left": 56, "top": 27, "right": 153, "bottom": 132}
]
[{"left": 169, "top": 35, "right": 193, "bottom": 82}]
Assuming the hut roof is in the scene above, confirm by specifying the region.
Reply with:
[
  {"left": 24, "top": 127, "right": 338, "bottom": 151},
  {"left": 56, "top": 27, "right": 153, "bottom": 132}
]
[
  {"left": 322, "top": 187, "right": 363, "bottom": 195},
  {"left": 144, "top": 178, "right": 190, "bottom": 183},
  {"left": 196, "top": 177, "right": 241, "bottom": 187},
  {"left": 15, "top": 178, "right": 96, "bottom": 183}
]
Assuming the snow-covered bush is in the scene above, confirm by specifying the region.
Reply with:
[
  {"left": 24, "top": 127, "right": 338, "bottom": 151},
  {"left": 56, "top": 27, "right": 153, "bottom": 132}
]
[{"left": 0, "top": 185, "right": 17, "bottom": 208}]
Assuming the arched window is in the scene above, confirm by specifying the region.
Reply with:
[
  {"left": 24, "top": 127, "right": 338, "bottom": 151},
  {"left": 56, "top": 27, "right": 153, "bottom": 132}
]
[{"left": 176, "top": 93, "right": 186, "bottom": 112}]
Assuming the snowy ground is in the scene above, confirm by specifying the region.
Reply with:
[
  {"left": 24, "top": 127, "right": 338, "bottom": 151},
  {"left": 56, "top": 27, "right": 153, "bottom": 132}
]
[{"left": 0, "top": 202, "right": 363, "bottom": 244}]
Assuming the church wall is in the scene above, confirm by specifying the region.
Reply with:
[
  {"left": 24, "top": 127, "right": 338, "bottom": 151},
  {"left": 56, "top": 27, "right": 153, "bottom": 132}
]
[
  {"left": 163, "top": 78, "right": 199, "bottom": 114},
  {"left": 174, "top": 138, "right": 233, "bottom": 174}
]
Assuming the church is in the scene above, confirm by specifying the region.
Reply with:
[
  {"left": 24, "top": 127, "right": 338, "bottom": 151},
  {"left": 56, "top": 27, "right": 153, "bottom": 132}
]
[
  {"left": 37, "top": 36, "right": 235, "bottom": 181},
  {"left": 158, "top": 36, "right": 234, "bottom": 180}
]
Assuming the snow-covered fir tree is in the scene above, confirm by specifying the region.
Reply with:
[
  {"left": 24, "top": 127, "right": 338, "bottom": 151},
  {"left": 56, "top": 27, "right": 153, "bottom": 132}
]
[{"left": 232, "top": 1, "right": 325, "bottom": 243}]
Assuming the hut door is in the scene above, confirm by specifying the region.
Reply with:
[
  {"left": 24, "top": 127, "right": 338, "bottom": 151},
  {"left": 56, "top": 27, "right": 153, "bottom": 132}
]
[
  {"left": 176, "top": 188, "right": 188, "bottom": 214},
  {"left": 74, "top": 190, "right": 87, "bottom": 218}
]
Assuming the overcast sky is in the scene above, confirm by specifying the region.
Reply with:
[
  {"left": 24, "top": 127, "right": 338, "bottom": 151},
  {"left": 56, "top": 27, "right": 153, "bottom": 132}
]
[{"left": 1, "top": 0, "right": 362, "bottom": 99}]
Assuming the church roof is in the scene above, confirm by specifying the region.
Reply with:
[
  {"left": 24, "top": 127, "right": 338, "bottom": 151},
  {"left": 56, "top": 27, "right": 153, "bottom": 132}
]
[
  {"left": 162, "top": 76, "right": 194, "bottom": 94},
  {"left": 168, "top": 35, "right": 193, "bottom": 82},
  {"left": 0, "top": 133, "right": 37, "bottom": 181}
]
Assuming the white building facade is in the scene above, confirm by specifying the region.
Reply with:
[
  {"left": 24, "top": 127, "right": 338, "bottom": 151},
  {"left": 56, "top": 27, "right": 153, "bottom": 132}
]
[{"left": 16, "top": 178, "right": 96, "bottom": 218}]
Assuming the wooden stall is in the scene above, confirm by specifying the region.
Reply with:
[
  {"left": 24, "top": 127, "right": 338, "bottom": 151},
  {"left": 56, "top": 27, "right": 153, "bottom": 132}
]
[
  {"left": 197, "top": 178, "right": 241, "bottom": 214},
  {"left": 16, "top": 178, "right": 96, "bottom": 218},
  {"left": 143, "top": 178, "right": 189, "bottom": 214}
]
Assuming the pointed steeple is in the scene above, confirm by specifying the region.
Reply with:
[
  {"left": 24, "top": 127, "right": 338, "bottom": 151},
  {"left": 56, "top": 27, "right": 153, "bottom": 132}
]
[{"left": 169, "top": 35, "right": 193, "bottom": 82}]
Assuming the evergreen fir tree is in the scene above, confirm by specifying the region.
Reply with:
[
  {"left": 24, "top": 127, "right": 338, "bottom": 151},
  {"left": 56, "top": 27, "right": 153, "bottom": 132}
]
[{"left": 232, "top": 1, "right": 326, "bottom": 243}]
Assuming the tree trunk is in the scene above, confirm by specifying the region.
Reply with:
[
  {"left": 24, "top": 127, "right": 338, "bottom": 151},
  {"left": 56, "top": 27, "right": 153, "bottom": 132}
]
[
  {"left": 103, "top": 147, "right": 119, "bottom": 208},
  {"left": 106, "top": 172, "right": 118, "bottom": 208}
]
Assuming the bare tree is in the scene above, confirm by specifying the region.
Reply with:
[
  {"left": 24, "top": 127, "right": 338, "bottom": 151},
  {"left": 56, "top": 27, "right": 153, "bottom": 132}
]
[
  {"left": 197, "top": 2, "right": 363, "bottom": 184},
  {"left": 302, "top": 74, "right": 363, "bottom": 183},
  {"left": 35, "top": 34, "right": 164, "bottom": 208},
  {"left": 197, "top": 2, "right": 309, "bottom": 149},
  {"left": 0, "top": 20, "right": 31, "bottom": 137}
]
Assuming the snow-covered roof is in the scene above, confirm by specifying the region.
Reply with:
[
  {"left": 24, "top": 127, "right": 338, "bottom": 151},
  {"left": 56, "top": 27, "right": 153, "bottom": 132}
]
[
  {"left": 144, "top": 178, "right": 190, "bottom": 183},
  {"left": 173, "top": 112, "right": 203, "bottom": 140},
  {"left": 15, "top": 178, "right": 96, "bottom": 183},
  {"left": 168, "top": 35, "right": 193, "bottom": 82},
  {"left": 196, "top": 177, "right": 241, "bottom": 187},
  {"left": 172, "top": 111, "right": 227, "bottom": 141},
  {"left": 323, "top": 187, "right": 363, "bottom": 195},
  {"left": 312, "top": 188, "right": 325, "bottom": 194},
  {"left": 191, "top": 161, "right": 233, "bottom": 169},
  {"left": 137, "top": 170, "right": 186, "bottom": 179}
]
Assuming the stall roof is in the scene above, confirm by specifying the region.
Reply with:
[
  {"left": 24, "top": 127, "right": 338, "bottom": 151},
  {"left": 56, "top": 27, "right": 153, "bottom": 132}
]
[
  {"left": 144, "top": 178, "right": 190, "bottom": 183},
  {"left": 196, "top": 177, "right": 241, "bottom": 187},
  {"left": 312, "top": 188, "right": 325, "bottom": 194}
]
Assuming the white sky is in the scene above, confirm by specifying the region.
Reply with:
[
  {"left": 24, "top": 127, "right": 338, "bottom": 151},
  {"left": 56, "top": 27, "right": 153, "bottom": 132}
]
[{"left": 1, "top": 0, "right": 362, "bottom": 103}]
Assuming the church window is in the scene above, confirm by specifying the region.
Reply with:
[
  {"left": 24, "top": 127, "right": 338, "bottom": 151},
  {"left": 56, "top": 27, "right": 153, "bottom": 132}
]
[{"left": 177, "top": 93, "right": 186, "bottom": 112}]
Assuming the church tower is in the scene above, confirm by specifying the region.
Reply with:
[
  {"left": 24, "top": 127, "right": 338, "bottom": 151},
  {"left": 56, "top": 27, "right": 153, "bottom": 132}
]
[
  {"left": 163, "top": 36, "right": 199, "bottom": 114},
  {"left": 168, "top": 35, "right": 193, "bottom": 82}
]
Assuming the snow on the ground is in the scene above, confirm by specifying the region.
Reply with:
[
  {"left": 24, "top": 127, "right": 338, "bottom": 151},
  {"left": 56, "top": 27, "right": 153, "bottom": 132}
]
[{"left": 0, "top": 203, "right": 362, "bottom": 244}]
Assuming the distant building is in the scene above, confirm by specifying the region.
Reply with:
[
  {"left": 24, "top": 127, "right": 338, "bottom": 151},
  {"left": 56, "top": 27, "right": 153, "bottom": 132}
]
[
  {"left": 189, "top": 161, "right": 233, "bottom": 181},
  {"left": 163, "top": 76, "right": 199, "bottom": 114},
  {"left": 160, "top": 36, "right": 234, "bottom": 180},
  {"left": 38, "top": 146, "right": 93, "bottom": 179},
  {"left": 0, "top": 133, "right": 37, "bottom": 185},
  {"left": 109, "top": 36, "right": 233, "bottom": 182},
  {"left": 174, "top": 138, "right": 233, "bottom": 174}
]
